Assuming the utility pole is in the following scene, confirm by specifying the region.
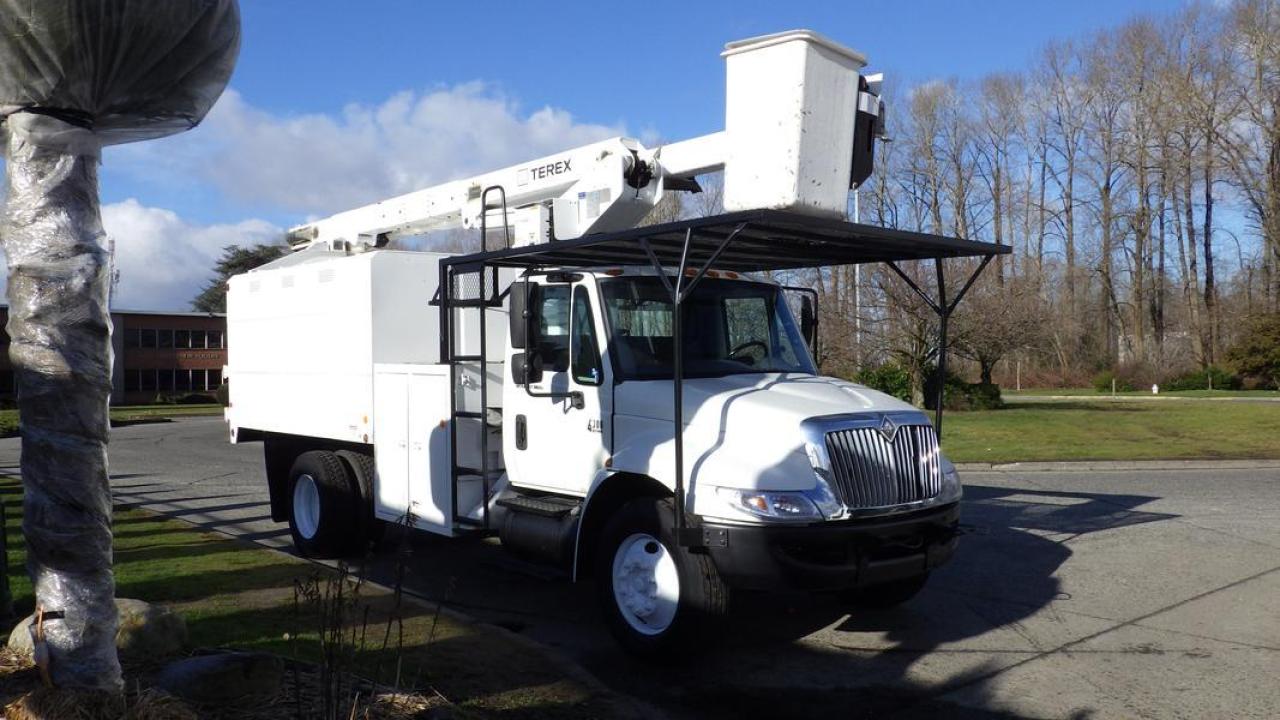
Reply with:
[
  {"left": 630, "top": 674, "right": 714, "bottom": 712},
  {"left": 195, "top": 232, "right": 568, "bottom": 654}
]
[{"left": 853, "top": 188, "right": 863, "bottom": 370}]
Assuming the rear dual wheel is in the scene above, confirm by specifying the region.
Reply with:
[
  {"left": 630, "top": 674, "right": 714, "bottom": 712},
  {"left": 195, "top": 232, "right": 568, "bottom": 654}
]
[{"left": 288, "top": 449, "right": 374, "bottom": 558}]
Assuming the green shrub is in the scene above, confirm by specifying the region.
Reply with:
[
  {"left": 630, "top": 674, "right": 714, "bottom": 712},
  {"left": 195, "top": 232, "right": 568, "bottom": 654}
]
[
  {"left": 176, "top": 392, "right": 217, "bottom": 405},
  {"left": 852, "top": 363, "right": 1002, "bottom": 410},
  {"left": 1165, "top": 366, "right": 1241, "bottom": 391},
  {"left": 925, "top": 369, "right": 1003, "bottom": 410},
  {"left": 1226, "top": 313, "right": 1280, "bottom": 390},
  {"left": 1094, "top": 369, "right": 1125, "bottom": 393},
  {"left": 853, "top": 363, "right": 912, "bottom": 402},
  {"left": 215, "top": 382, "right": 229, "bottom": 407},
  {"left": 962, "top": 382, "right": 1004, "bottom": 410}
]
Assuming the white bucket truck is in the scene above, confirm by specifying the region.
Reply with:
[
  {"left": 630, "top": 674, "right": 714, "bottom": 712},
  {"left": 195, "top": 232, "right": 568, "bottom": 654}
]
[{"left": 225, "top": 30, "right": 1005, "bottom": 653}]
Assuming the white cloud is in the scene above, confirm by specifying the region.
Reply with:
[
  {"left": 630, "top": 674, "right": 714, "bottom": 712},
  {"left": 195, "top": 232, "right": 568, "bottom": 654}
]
[
  {"left": 4, "top": 83, "right": 626, "bottom": 311},
  {"left": 122, "top": 83, "right": 625, "bottom": 216},
  {"left": 0, "top": 199, "right": 277, "bottom": 312},
  {"left": 98, "top": 199, "right": 280, "bottom": 311}
]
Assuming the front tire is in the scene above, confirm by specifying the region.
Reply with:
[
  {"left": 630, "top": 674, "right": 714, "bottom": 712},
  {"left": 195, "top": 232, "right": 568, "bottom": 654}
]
[
  {"left": 288, "top": 450, "right": 361, "bottom": 558},
  {"left": 595, "top": 497, "right": 728, "bottom": 656}
]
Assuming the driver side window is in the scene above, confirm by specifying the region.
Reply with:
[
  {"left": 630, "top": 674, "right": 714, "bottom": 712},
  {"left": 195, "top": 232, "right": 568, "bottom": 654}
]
[
  {"left": 535, "top": 285, "right": 571, "bottom": 372},
  {"left": 571, "top": 287, "right": 603, "bottom": 385}
]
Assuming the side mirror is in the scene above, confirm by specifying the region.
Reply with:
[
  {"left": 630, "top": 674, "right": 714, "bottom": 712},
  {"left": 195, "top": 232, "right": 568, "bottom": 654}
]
[
  {"left": 799, "top": 296, "right": 817, "bottom": 349},
  {"left": 511, "top": 350, "right": 543, "bottom": 385},
  {"left": 509, "top": 281, "right": 530, "bottom": 349}
]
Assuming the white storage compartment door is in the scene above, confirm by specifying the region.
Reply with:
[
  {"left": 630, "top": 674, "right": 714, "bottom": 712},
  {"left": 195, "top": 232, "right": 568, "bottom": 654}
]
[
  {"left": 373, "top": 370, "right": 410, "bottom": 522},
  {"left": 407, "top": 367, "right": 454, "bottom": 534}
]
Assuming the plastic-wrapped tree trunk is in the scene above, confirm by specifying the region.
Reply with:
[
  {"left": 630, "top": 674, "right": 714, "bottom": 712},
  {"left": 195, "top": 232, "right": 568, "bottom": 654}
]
[{"left": 0, "top": 1, "right": 240, "bottom": 691}]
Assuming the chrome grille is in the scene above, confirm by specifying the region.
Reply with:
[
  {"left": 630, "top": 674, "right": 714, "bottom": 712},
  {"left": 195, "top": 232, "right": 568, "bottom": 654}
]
[{"left": 824, "top": 423, "right": 942, "bottom": 508}]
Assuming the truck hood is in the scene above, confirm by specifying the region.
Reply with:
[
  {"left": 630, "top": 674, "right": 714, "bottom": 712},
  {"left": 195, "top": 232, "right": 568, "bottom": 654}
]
[
  {"left": 610, "top": 373, "right": 927, "bottom": 494},
  {"left": 615, "top": 372, "right": 918, "bottom": 426}
]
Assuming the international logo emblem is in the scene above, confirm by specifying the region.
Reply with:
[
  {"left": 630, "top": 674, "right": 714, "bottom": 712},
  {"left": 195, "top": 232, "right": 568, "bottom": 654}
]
[{"left": 877, "top": 415, "right": 899, "bottom": 443}]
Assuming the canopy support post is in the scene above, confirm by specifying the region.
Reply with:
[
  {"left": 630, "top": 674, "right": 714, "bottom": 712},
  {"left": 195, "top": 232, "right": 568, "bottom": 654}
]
[
  {"left": 886, "top": 253, "right": 995, "bottom": 439},
  {"left": 640, "top": 223, "right": 746, "bottom": 547}
]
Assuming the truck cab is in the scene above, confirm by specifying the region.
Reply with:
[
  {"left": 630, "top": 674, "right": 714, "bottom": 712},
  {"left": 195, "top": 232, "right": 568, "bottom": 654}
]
[{"left": 495, "top": 268, "right": 960, "bottom": 651}]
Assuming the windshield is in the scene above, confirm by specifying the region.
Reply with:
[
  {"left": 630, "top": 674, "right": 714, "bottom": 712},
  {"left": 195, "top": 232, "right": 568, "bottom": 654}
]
[{"left": 599, "top": 277, "right": 816, "bottom": 381}]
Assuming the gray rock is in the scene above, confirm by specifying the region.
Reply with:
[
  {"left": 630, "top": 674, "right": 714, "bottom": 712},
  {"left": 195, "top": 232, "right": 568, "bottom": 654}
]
[
  {"left": 114, "top": 598, "right": 187, "bottom": 659},
  {"left": 154, "top": 651, "right": 285, "bottom": 704},
  {"left": 7, "top": 614, "right": 33, "bottom": 655},
  {"left": 5, "top": 598, "right": 187, "bottom": 660}
]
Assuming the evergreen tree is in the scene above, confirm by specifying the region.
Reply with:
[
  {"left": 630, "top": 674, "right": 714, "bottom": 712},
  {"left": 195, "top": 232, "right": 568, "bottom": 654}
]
[{"left": 192, "top": 243, "right": 288, "bottom": 313}]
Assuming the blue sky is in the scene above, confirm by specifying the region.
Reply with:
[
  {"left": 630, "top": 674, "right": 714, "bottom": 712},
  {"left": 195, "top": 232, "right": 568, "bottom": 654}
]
[{"left": 88, "top": 0, "right": 1189, "bottom": 310}]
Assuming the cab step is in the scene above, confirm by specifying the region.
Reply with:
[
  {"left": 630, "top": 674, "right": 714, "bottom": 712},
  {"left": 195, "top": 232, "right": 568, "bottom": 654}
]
[{"left": 496, "top": 494, "right": 580, "bottom": 519}]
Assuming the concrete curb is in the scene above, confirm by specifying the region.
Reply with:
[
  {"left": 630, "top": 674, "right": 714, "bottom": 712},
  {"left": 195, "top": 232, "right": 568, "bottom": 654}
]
[
  {"left": 1006, "top": 394, "right": 1280, "bottom": 403},
  {"left": 957, "top": 458, "right": 1280, "bottom": 473},
  {"left": 121, "top": 503, "right": 666, "bottom": 720}
]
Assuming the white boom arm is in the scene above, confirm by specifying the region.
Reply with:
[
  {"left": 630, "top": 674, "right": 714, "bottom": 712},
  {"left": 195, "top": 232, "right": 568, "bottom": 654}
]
[
  {"left": 284, "top": 135, "right": 702, "bottom": 252},
  {"left": 286, "top": 30, "right": 883, "bottom": 254}
]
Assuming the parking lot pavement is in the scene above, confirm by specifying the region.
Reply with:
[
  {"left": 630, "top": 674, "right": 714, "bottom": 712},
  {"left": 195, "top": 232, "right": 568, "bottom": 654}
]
[{"left": 3, "top": 416, "right": 1277, "bottom": 719}]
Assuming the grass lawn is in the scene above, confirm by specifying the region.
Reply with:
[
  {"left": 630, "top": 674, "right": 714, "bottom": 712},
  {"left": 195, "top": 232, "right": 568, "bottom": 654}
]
[
  {"left": 0, "top": 477, "right": 630, "bottom": 718},
  {"left": 943, "top": 399, "right": 1280, "bottom": 464},
  {"left": 0, "top": 404, "right": 222, "bottom": 437}
]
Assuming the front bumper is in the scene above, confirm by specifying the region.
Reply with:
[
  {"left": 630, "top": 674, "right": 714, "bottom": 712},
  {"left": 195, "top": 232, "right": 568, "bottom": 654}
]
[{"left": 703, "top": 503, "right": 960, "bottom": 591}]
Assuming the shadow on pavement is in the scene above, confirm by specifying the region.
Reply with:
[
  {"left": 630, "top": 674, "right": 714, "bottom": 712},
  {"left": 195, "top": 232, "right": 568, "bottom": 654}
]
[
  {"left": 340, "top": 481, "right": 1178, "bottom": 720},
  {"left": 629, "top": 482, "right": 1178, "bottom": 719}
]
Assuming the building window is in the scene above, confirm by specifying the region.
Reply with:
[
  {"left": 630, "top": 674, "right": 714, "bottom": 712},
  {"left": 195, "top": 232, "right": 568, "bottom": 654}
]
[
  {"left": 175, "top": 330, "right": 190, "bottom": 349},
  {"left": 0, "top": 370, "right": 13, "bottom": 393},
  {"left": 124, "top": 369, "right": 140, "bottom": 392},
  {"left": 207, "top": 330, "right": 223, "bottom": 349},
  {"left": 140, "top": 329, "right": 157, "bottom": 349},
  {"left": 158, "top": 369, "right": 175, "bottom": 392},
  {"left": 191, "top": 369, "right": 207, "bottom": 391},
  {"left": 158, "top": 330, "right": 174, "bottom": 349},
  {"left": 175, "top": 369, "right": 191, "bottom": 391},
  {"left": 208, "top": 369, "right": 223, "bottom": 387},
  {"left": 138, "top": 369, "right": 156, "bottom": 392},
  {"left": 190, "top": 331, "right": 207, "bottom": 350},
  {"left": 124, "top": 328, "right": 140, "bottom": 348}
]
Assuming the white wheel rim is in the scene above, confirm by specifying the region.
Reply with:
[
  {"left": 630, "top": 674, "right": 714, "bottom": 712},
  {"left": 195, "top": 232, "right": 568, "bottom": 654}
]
[
  {"left": 611, "top": 532, "right": 680, "bottom": 636},
  {"left": 293, "top": 474, "right": 321, "bottom": 540}
]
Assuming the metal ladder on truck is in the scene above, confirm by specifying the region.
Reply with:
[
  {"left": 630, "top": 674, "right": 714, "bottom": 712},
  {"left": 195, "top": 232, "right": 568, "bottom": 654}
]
[{"left": 440, "top": 186, "right": 510, "bottom": 532}]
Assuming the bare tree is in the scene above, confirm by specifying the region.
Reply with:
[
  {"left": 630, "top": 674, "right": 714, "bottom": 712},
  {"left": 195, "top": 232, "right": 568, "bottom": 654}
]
[
  {"left": 952, "top": 273, "right": 1048, "bottom": 383},
  {"left": 1222, "top": 0, "right": 1280, "bottom": 311},
  {"left": 1081, "top": 29, "right": 1129, "bottom": 364},
  {"left": 816, "top": 2, "right": 1269, "bottom": 390},
  {"left": 976, "top": 74, "right": 1024, "bottom": 284}
]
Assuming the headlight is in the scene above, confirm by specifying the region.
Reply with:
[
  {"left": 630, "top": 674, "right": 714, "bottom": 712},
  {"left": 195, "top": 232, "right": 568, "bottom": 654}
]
[
  {"left": 803, "top": 481, "right": 844, "bottom": 519},
  {"left": 940, "top": 456, "right": 962, "bottom": 501},
  {"left": 803, "top": 442, "right": 847, "bottom": 520},
  {"left": 715, "top": 487, "right": 822, "bottom": 522}
]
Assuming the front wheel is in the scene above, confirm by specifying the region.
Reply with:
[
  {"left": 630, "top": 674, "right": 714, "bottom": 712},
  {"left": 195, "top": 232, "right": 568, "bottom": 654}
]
[{"left": 595, "top": 497, "right": 728, "bottom": 657}]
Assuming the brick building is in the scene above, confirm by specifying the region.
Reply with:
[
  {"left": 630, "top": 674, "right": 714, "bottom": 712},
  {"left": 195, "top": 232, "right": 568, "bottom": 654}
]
[{"left": 0, "top": 306, "right": 227, "bottom": 406}]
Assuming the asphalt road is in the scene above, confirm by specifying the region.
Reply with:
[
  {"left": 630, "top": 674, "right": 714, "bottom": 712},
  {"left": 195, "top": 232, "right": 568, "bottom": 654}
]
[{"left": 4, "top": 416, "right": 1278, "bottom": 719}]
